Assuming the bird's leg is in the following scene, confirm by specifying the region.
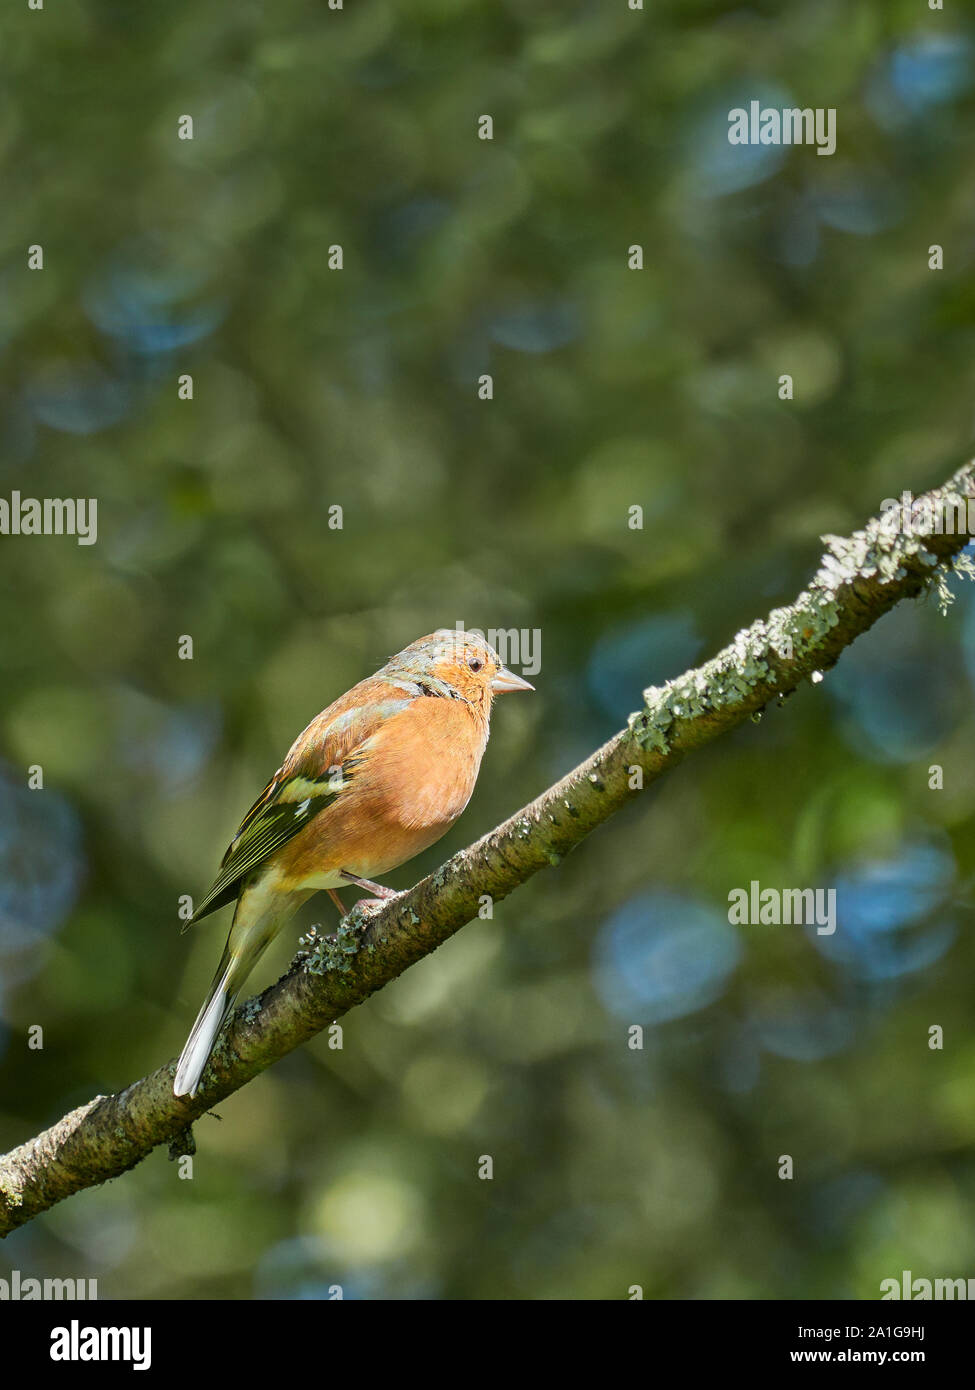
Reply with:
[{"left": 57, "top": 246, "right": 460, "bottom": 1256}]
[
  {"left": 338, "top": 870, "right": 400, "bottom": 918},
  {"left": 327, "top": 887, "right": 374, "bottom": 935},
  {"left": 338, "top": 871, "right": 398, "bottom": 899}
]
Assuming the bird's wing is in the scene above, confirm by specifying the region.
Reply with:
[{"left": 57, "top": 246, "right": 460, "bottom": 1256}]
[{"left": 187, "top": 689, "right": 415, "bottom": 925}]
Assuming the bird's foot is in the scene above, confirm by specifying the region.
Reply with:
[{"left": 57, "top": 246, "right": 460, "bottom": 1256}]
[
  {"left": 350, "top": 896, "right": 393, "bottom": 922},
  {"left": 329, "top": 885, "right": 397, "bottom": 929}
]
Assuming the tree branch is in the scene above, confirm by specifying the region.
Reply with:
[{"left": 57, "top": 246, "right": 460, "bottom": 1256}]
[{"left": 3, "top": 461, "right": 974, "bottom": 1236}]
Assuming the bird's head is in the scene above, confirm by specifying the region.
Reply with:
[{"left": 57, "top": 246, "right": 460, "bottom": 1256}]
[{"left": 388, "top": 629, "right": 534, "bottom": 707}]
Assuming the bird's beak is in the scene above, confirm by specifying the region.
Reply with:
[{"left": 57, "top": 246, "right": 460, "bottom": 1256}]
[{"left": 491, "top": 667, "right": 535, "bottom": 693}]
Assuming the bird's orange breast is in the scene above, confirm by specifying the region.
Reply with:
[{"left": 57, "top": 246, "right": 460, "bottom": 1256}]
[{"left": 272, "top": 695, "right": 491, "bottom": 887}]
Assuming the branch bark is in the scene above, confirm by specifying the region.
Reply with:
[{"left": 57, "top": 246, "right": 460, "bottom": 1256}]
[{"left": 2, "top": 461, "right": 974, "bottom": 1237}]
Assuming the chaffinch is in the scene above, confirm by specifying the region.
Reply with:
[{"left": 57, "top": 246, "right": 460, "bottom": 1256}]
[{"left": 174, "top": 629, "right": 533, "bottom": 1097}]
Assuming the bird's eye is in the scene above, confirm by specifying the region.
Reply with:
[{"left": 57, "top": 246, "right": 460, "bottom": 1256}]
[{"left": 468, "top": 656, "right": 484, "bottom": 672}]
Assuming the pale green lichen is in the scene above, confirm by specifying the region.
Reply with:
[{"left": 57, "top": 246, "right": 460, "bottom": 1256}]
[
  {"left": 627, "top": 692, "right": 672, "bottom": 753},
  {"left": 302, "top": 916, "right": 363, "bottom": 976},
  {"left": 627, "top": 480, "right": 975, "bottom": 751},
  {"left": 932, "top": 551, "right": 975, "bottom": 614},
  {"left": 0, "top": 1179, "right": 23, "bottom": 1207}
]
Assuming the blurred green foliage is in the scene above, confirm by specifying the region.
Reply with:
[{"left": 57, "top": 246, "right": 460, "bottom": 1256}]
[{"left": 2, "top": 0, "right": 975, "bottom": 1299}]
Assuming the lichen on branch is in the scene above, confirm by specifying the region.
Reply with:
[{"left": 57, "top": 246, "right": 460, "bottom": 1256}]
[{"left": 1, "top": 459, "right": 973, "bottom": 1238}]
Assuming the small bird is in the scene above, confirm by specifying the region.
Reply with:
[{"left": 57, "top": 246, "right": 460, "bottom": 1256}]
[{"left": 173, "top": 629, "right": 533, "bottom": 1097}]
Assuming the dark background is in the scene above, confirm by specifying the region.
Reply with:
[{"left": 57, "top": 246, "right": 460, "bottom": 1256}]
[{"left": 2, "top": 0, "right": 975, "bottom": 1299}]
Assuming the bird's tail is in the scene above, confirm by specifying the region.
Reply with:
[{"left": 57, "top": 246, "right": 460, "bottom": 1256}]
[
  {"left": 173, "top": 942, "right": 242, "bottom": 1098},
  {"left": 174, "top": 885, "right": 304, "bottom": 1098}
]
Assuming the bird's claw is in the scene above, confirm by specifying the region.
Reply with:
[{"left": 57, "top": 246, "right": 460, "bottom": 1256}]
[{"left": 349, "top": 894, "right": 400, "bottom": 926}]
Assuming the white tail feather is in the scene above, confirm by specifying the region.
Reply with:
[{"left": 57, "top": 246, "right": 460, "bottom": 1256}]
[
  {"left": 174, "top": 879, "right": 308, "bottom": 1098},
  {"left": 173, "top": 963, "right": 236, "bottom": 1098}
]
